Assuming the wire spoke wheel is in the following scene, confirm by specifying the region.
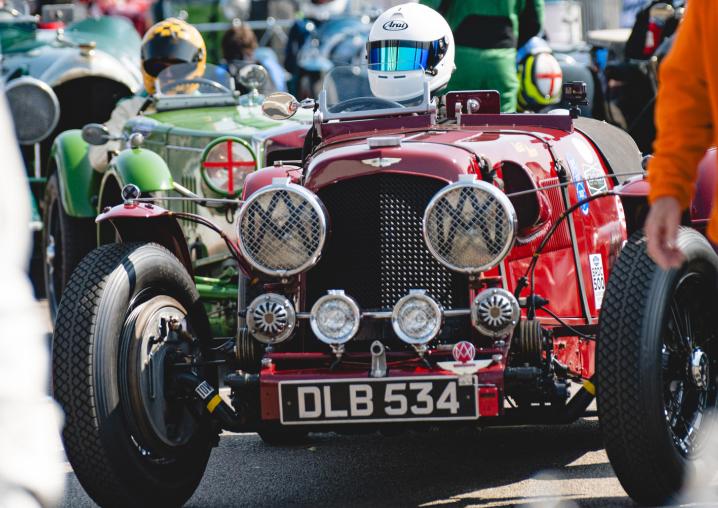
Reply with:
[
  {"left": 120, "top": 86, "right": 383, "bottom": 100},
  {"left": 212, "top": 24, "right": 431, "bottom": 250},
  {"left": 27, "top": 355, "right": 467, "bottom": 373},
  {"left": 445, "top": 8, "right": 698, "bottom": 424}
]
[
  {"left": 597, "top": 229, "right": 718, "bottom": 505},
  {"left": 662, "top": 273, "right": 718, "bottom": 458}
]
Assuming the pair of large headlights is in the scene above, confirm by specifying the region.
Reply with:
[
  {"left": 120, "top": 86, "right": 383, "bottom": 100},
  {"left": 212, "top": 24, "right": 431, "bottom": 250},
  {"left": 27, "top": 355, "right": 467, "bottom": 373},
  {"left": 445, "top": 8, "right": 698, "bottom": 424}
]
[
  {"left": 247, "top": 287, "right": 520, "bottom": 347},
  {"left": 236, "top": 176, "right": 518, "bottom": 278}
]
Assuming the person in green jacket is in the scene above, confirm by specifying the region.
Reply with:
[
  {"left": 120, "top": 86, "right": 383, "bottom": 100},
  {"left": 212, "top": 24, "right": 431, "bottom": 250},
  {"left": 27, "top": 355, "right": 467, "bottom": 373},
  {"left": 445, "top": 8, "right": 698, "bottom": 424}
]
[{"left": 420, "top": 0, "right": 544, "bottom": 112}]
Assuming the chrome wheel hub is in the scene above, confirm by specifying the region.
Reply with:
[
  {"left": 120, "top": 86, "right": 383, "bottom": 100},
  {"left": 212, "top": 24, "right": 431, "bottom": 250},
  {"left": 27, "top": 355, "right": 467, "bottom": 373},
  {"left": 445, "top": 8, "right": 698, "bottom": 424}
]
[{"left": 690, "top": 348, "right": 710, "bottom": 389}]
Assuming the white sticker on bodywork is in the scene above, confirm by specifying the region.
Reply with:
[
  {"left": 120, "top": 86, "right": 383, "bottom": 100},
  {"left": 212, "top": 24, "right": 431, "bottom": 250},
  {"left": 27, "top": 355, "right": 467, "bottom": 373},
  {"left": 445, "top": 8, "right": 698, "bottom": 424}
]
[{"left": 589, "top": 254, "right": 606, "bottom": 309}]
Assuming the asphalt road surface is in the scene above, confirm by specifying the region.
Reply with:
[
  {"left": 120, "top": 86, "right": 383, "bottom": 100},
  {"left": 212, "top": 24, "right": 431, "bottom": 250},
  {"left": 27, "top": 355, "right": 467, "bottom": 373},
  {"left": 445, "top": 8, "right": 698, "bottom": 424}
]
[{"left": 60, "top": 418, "right": 639, "bottom": 507}]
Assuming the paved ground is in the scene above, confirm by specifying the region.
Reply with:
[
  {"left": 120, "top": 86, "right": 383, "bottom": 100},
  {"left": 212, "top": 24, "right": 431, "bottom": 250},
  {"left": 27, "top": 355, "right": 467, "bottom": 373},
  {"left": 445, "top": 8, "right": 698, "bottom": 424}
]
[{"left": 61, "top": 418, "right": 639, "bottom": 507}]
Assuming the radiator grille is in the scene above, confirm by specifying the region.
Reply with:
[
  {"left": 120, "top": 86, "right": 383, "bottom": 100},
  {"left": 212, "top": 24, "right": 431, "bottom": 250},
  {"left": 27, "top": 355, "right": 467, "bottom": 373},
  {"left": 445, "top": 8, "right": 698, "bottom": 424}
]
[{"left": 307, "top": 173, "right": 469, "bottom": 312}]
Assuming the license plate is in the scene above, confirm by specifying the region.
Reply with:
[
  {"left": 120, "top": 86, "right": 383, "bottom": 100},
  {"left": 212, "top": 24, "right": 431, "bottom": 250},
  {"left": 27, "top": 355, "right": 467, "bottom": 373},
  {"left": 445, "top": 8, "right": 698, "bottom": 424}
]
[{"left": 278, "top": 376, "right": 478, "bottom": 425}]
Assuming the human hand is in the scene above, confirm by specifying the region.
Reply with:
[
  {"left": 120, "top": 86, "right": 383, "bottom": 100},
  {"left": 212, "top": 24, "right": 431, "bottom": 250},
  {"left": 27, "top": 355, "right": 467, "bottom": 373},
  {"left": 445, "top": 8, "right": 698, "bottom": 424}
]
[{"left": 645, "top": 196, "right": 685, "bottom": 270}]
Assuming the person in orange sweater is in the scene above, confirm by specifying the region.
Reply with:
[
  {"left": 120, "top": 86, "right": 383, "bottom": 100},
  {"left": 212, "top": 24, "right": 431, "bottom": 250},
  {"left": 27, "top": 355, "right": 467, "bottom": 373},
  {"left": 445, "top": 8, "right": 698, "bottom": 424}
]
[{"left": 645, "top": 0, "right": 718, "bottom": 269}]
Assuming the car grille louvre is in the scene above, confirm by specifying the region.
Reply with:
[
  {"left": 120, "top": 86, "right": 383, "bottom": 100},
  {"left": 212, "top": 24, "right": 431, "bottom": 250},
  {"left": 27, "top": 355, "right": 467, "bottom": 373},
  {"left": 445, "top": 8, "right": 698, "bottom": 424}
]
[{"left": 308, "top": 173, "right": 469, "bottom": 312}]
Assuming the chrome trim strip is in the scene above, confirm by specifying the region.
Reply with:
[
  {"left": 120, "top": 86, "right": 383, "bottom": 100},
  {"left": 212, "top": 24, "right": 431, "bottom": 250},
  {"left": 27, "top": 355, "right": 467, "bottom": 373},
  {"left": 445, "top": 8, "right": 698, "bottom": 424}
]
[
  {"left": 166, "top": 145, "right": 204, "bottom": 153},
  {"left": 295, "top": 308, "right": 469, "bottom": 320}
]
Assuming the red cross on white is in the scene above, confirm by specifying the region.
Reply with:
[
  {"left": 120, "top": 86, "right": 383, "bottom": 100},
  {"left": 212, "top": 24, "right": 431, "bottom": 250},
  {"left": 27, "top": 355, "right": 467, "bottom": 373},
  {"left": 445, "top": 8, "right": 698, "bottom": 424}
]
[{"left": 202, "top": 140, "right": 255, "bottom": 195}]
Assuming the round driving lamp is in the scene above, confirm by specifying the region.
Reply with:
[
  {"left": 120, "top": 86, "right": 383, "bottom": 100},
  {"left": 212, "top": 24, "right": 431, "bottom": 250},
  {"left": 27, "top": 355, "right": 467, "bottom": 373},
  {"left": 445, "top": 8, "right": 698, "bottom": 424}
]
[
  {"left": 246, "top": 293, "right": 296, "bottom": 344},
  {"left": 310, "top": 290, "right": 361, "bottom": 346},
  {"left": 391, "top": 290, "right": 443, "bottom": 346},
  {"left": 423, "top": 176, "right": 517, "bottom": 273},
  {"left": 471, "top": 288, "right": 520, "bottom": 337}
]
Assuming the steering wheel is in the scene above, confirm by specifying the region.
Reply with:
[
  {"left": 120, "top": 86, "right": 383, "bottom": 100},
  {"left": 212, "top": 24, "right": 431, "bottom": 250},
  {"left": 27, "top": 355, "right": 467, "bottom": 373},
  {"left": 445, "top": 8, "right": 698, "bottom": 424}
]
[
  {"left": 161, "top": 78, "right": 231, "bottom": 94},
  {"left": 328, "top": 96, "right": 404, "bottom": 113}
]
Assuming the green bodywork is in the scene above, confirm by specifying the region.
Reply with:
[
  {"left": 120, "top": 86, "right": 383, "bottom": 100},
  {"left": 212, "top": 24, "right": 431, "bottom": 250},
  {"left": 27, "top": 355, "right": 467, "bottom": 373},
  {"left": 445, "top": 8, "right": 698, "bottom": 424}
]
[
  {"left": 1, "top": 15, "right": 140, "bottom": 93},
  {"left": 2, "top": 14, "right": 142, "bottom": 224},
  {"left": 51, "top": 130, "right": 100, "bottom": 218},
  {"left": 54, "top": 104, "right": 309, "bottom": 218},
  {"left": 112, "top": 148, "right": 174, "bottom": 193},
  {"left": 53, "top": 93, "right": 308, "bottom": 331}
]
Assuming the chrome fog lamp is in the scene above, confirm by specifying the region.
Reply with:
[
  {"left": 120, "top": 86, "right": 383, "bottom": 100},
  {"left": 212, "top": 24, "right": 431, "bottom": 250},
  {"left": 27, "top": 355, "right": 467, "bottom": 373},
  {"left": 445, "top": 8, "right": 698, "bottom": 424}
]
[
  {"left": 238, "top": 179, "right": 327, "bottom": 277},
  {"left": 310, "top": 290, "right": 361, "bottom": 346},
  {"left": 471, "top": 288, "right": 520, "bottom": 337},
  {"left": 246, "top": 293, "right": 296, "bottom": 344},
  {"left": 423, "top": 176, "right": 517, "bottom": 273},
  {"left": 391, "top": 290, "right": 443, "bottom": 346}
]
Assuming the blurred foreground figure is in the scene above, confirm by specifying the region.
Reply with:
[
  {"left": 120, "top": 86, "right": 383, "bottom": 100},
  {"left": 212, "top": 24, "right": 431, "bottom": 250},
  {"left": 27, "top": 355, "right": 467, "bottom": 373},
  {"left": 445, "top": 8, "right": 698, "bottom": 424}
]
[
  {"left": 0, "top": 92, "right": 64, "bottom": 504},
  {"left": 645, "top": 0, "right": 717, "bottom": 269}
]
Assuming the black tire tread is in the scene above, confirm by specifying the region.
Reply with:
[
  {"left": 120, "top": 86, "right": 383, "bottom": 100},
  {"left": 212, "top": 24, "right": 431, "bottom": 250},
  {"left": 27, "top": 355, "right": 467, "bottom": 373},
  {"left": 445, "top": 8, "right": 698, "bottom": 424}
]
[
  {"left": 53, "top": 242, "right": 142, "bottom": 506},
  {"left": 43, "top": 173, "right": 96, "bottom": 316},
  {"left": 597, "top": 229, "right": 710, "bottom": 505}
]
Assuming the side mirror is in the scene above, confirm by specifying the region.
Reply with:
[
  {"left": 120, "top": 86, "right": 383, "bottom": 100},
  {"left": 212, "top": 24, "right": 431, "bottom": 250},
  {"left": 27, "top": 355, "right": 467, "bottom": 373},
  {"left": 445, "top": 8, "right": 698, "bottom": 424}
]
[
  {"left": 262, "top": 92, "right": 301, "bottom": 120},
  {"left": 81, "top": 123, "right": 111, "bottom": 145},
  {"left": 238, "top": 64, "right": 268, "bottom": 91},
  {"left": 649, "top": 2, "right": 676, "bottom": 22}
]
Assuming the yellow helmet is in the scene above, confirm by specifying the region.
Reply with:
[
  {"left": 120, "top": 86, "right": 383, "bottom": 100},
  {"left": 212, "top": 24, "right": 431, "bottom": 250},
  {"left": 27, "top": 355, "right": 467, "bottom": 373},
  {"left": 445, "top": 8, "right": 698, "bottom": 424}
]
[{"left": 141, "top": 18, "right": 206, "bottom": 95}]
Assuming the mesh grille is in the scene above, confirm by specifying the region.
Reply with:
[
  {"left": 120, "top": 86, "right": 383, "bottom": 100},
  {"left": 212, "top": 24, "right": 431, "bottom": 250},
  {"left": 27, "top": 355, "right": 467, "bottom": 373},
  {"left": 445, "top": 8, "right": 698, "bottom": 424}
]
[
  {"left": 6, "top": 81, "right": 58, "bottom": 144},
  {"left": 239, "top": 187, "right": 324, "bottom": 274},
  {"left": 308, "top": 174, "right": 468, "bottom": 311},
  {"left": 424, "top": 183, "right": 514, "bottom": 272}
]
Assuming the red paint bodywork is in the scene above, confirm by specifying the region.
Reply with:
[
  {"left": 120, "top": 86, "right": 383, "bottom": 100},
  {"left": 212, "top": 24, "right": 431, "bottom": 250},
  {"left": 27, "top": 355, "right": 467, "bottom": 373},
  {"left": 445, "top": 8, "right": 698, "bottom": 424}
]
[
  {"left": 246, "top": 108, "right": 637, "bottom": 423},
  {"left": 97, "top": 202, "right": 194, "bottom": 274}
]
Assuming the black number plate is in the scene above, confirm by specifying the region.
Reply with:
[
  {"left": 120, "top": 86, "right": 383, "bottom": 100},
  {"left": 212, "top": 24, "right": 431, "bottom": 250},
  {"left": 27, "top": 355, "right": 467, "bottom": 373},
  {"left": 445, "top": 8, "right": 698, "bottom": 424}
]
[{"left": 279, "top": 376, "right": 478, "bottom": 424}]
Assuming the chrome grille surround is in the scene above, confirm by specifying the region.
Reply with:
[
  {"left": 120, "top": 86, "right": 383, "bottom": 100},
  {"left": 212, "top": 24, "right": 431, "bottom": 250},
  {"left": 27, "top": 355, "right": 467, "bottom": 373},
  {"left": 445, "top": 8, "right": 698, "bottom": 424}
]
[
  {"left": 423, "top": 177, "right": 517, "bottom": 273},
  {"left": 238, "top": 179, "right": 327, "bottom": 276}
]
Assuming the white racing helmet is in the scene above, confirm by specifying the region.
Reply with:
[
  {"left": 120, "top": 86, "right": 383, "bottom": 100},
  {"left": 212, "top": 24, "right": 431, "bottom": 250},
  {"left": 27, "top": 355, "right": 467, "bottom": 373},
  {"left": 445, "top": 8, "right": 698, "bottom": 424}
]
[
  {"left": 367, "top": 3, "right": 455, "bottom": 102},
  {"left": 300, "top": 0, "right": 348, "bottom": 21}
]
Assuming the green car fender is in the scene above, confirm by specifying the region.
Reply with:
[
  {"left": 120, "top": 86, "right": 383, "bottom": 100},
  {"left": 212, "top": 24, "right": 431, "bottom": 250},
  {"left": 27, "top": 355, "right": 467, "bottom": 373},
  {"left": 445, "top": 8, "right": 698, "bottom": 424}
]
[
  {"left": 51, "top": 130, "right": 101, "bottom": 218},
  {"left": 109, "top": 147, "right": 174, "bottom": 195}
]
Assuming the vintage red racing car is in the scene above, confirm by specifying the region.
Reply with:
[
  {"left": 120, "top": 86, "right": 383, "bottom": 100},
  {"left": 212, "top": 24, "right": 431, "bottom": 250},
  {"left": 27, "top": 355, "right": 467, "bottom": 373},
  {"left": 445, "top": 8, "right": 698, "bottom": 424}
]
[{"left": 52, "top": 66, "right": 718, "bottom": 507}]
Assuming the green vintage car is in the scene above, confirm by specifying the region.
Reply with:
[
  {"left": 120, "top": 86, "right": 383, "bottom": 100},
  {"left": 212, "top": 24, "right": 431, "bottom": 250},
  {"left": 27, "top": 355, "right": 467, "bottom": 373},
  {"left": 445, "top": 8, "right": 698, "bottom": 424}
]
[
  {"left": 47, "top": 62, "right": 310, "bottom": 317},
  {"left": 1, "top": 2, "right": 142, "bottom": 291}
]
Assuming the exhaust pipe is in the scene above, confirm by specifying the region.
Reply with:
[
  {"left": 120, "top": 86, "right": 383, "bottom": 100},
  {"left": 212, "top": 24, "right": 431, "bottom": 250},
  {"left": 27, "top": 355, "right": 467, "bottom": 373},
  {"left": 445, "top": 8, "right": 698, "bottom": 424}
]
[
  {"left": 175, "top": 372, "right": 252, "bottom": 432},
  {"left": 370, "top": 340, "right": 387, "bottom": 378}
]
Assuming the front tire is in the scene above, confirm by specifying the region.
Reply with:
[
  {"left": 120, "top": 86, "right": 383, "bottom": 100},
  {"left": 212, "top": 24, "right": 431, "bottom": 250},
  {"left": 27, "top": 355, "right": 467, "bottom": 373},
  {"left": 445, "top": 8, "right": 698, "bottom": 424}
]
[
  {"left": 53, "top": 242, "right": 216, "bottom": 507},
  {"left": 43, "top": 173, "right": 95, "bottom": 318},
  {"left": 597, "top": 229, "right": 718, "bottom": 505}
]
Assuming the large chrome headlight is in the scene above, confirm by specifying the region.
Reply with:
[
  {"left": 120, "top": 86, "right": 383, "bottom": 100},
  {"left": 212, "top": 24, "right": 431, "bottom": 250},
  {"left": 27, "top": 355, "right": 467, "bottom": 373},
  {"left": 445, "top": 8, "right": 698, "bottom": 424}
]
[
  {"left": 310, "top": 290, "right": 361, "bottom": 346},
  {"left": 391, "top": 290, "right": 443, "bottom": 346},
  {"left": 423, "top": 176, "right": 517, "bottom": 273},
  {"left": 6, "top": 77, "right": 60, "bottom": 145},
  {"left": 238, "top": 179, "right": 327, "bottom": 276}
]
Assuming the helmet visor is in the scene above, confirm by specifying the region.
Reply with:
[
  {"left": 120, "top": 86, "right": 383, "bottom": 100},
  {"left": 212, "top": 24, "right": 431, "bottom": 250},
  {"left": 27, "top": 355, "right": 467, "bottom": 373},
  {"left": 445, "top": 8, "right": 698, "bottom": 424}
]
[
  {"left": 142, "top": 36, "right": 203, "bottom": 77},
  {"left": 367, "top": 38, "right": 447, "bottom": 72}
]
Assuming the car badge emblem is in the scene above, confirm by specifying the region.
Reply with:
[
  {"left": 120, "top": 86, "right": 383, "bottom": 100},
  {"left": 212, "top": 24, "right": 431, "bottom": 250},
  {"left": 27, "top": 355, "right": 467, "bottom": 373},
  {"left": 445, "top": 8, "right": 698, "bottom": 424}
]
[
  {"left": 438, "top": 341, "right": 491, "bottom": 382},
  {"left": 361, "top": 157, "right": 402, "bottom": 168},
  {"left": 452, "top": 341, "right": 476, "bottom": 364}
]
